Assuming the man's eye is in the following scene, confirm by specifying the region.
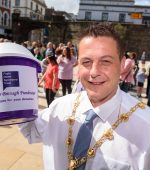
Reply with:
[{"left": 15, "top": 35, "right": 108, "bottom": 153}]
[
  {"left": 82, "top": 61, "right": 91, "bottom": 66},
  {"left": 101, "top": 60, "right": 112, "bottom": 65}
]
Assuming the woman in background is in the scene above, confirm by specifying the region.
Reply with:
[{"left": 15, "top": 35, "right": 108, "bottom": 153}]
[
  {"left": 38, "top": 55, "right": 60, "bottom": 107},
  {"left": 120, "top": 52, "right": 135, "bottom": 92},
  {"left": 57, "top": 47, "right": 77, "bottom": 96}
]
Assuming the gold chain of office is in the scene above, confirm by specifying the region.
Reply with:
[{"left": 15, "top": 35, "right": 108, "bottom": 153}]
[{"left": 65, "top": 93, "right": 146, "bottom": 170}]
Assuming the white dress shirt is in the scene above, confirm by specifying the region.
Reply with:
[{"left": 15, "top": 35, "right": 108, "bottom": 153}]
[{"left": 19, "top": 88, "right": 150, "bottom": 170}]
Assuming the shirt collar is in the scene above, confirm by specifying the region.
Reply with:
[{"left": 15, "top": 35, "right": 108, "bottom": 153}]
[
  {"left": 78, "top": 87, "right": 122, "bottom": 122},
  {"left": 78, "top": 91, "right": 93, "bottom": 114},
  {"left": 94, "top": 87, "right": 122, "bottom": 122}
]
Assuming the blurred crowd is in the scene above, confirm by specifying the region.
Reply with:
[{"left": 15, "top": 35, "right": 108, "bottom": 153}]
[
  {"left": 22, "top": 40, "right": 78, "bottom": 107},
  {"left": 0, "top": 37, "right": 149, "bottom": 107},
  {"left": 120, "top": 51, "right": 150, "bottom": 106},
  {"left": 0, "top": 38, "right": 79, "bottom": 106}
]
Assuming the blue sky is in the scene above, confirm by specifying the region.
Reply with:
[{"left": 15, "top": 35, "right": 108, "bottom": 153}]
[{"left": 44, "top": 0, "right": 150, "bottom": 14}]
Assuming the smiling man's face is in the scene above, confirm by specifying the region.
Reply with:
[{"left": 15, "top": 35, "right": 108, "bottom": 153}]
[{"left": 78, "top": 36, "right": 122, "bottom": 107}]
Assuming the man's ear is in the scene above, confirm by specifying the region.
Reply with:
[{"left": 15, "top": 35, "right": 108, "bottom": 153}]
[{"left": 120, "top": 56, "right": 126, "bottom": 71}]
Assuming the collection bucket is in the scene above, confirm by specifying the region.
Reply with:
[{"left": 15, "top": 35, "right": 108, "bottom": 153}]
[{"left": 0, "top": 42, "right": 41, "bottom": 125}]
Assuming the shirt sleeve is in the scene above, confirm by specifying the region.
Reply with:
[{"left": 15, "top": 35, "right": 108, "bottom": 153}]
[
  {"left": 57, "top": 55, "right": 64, "bottom": 64},
  {"left": 142, "top": 148, "right": 150, "bottom": 170},
  {"left": 18, "top": 107, "right": 51, "bottom": 144}
]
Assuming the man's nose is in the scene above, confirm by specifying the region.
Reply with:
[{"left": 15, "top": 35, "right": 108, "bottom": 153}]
[{"left": 90, "top": 63, "right": 101, "bottom": 77}]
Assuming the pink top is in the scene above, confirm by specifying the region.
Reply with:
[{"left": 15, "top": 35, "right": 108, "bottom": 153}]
[
  {"left": 57, "top": 55, "right": 77, "bottom": 80},
  {"left": 44, "top": 64, "right": 60, "bottom": 89},
  {"left": 120, "top": 58, "right": 135, "bottom": 83}
]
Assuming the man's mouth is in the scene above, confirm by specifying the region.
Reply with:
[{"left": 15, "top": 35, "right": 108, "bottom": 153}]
[{"left": 88, "top": 81, "right": 105, "bottom": 85}]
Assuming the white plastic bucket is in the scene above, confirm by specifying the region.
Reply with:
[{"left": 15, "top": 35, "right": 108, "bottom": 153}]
[{"left": 0, "top": 42, "right": 41, "bottom": 125}]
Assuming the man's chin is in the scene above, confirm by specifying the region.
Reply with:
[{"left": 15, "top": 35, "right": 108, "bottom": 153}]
[{"left": 87, "top": 90, "right": 100, "bottom": 98}]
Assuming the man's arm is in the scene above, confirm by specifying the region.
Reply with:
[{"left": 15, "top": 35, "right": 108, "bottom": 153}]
[{"left": 18, "top": 108, "right": 50, "bottom": 144}]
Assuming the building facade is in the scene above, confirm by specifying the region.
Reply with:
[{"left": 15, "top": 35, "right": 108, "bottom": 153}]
[
  {"left": 11, "top": 0, "right": 47, "bottom": 42},
  {"left": 77, "top": 0, "right": 150, "bottom": 25},
  {"left": 0, "top": 0, "right": 12, "bottom": 39}
]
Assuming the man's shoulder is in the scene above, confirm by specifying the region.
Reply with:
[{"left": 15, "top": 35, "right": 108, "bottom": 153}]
[
  {"left": 121, "top": 91, "right": 149, "bottom": 109},
  {"left": 121, "top": 91, "right": 150, "bottom": 120}
]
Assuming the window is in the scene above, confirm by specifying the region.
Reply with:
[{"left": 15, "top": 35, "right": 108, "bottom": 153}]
[
  {"left": 142, "top": 18, "right": 150, "bottom": 25},
  {"left": 36, "top": 4, "right": 38, "bottom": 11},
  {"left": 4, "top": 0, "right": 8, "bottom": 7},
  {"left": 0, "top": 1, "right": 1, "bottom": 6},
  {"left": 0, "top": 12, "right": 2, "bottom": 25},
  {"left": 15, "top": 0, "right": 20, "bottom": 6},
  {"left": 31, "top": 2, "right": 33, "bottom": 10},
  {"left": 119, "top": 13, "right": 126, "bottom": 23},
  {"left": 9, "top": 0, "right": 11, "bottom": 8},
  {"left": 85, "top": 11, "right": 91, "bottom": 20},
  {"left": 3, "top": 12, "right": 9, "bottom": 26},
  {"left": 145, "top": 9, "right": 148, "bottom": 13},
  {"left": 102, "top": 13, "right": 108, "bottom": 21}
]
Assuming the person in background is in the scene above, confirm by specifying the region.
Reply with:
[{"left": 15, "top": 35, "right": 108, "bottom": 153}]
[
  {"left": 72, "top": 60, "right": 84, "bottom": 93},
  {"left": 136, "top": 67, "right": 146, "bottom": 98},
  {"left": 25, "top": 41, "right": 32, "bottom": 51},
  {"left": 67, "top": 41, "right": 78, "bottom": 59},
  {"left": 39, "top": 42, "right": 46, "bottom": 59},
  {"left": 55, "top": 48, "right": 63, "bottom": 59},
  {"left": 72, "top": 79, "right": 84, "bottom": 93},
  {"left": 33, "top": 47, "right": 43, "bottom": 61},
  {"left": 141, "top": 51, "right": 146, "bottom": 65},
  {"left": 146, "top": 63, "right": 150, "bottom": 97},
  {"left": 120, "top": 51, "right": 135, "bottom": 92},
  {"left": 131, "top": 52, "right": 139, "bottom": 86},
  {"left": 30, "top": 41, "right": 38, "bottom": 55},
  {"left": 40, "top": 52, "right": 52, "bottom": 95},
  {"left": 58, "top": 43, "right": 64, "bottom": 50},
  {"left": 146, "top": 63, "right": 150, "bottom": 106},
  {"left": 41, "top": 51, "right": 54, "bottom": 75},
  {"left": 57, "top": 46, "right": 77, "bottom": 95},
  {"left": 45, "top": 42, "right": 55, "bottom": 57},
  {"left": 38, "top": 55, "right": 60, "bottom": 107},
  {"left": 148, "top": 88, "right": 150, "bottom": 107},
  {"left": 21, "top": 41, "right": 28, "bottom": 48},
  {"left": 19, "top": 24, "right": 150, "bottom": 170}
]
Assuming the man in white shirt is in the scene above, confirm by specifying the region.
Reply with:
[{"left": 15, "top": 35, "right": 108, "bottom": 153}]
[{"left": 19, "top": 24, "right": 150, "bottom": 170}]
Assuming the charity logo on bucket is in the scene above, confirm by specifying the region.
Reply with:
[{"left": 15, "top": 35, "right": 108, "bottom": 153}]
[
  {"left": 2, "top": 71, "right": 20, "bottom": 90},
  {"left": 0, "top": 66, "right": 38, "bottom": 112}
]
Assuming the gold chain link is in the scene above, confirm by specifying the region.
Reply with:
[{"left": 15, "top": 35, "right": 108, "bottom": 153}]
[{"left": 66, "top": 93, "right": 146, "bottom": 170}]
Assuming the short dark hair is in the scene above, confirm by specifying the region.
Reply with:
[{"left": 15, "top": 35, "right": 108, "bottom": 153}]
[
  {"left": 48, "top": 56, "right": 57, "bottom": 65},
  {"left": 79, "top": 23, "right": 124, "bottom": 60}
]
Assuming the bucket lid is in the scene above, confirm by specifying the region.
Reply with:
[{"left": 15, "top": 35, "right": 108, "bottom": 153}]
[{"left": 0, "top": 42, "right": 41, "bottom": 64}]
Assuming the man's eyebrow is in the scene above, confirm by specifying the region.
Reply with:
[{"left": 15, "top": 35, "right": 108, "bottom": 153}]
[
  {"left": 101, "top": 55, "right": 114, "bottom": 58},
  {"left": 80, "top": 57, "right": 91, "bottom": 60},
  {"left": 100, "top": 55, "right": 115, "bottom": 60},
  {"left": 79, "top": 55, "right": 115, "bottom": 60}
]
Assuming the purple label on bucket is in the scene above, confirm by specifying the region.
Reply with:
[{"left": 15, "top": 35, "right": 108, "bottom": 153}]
[{"left": 2, "top": 71, "right": 20, "bottom": 90}]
